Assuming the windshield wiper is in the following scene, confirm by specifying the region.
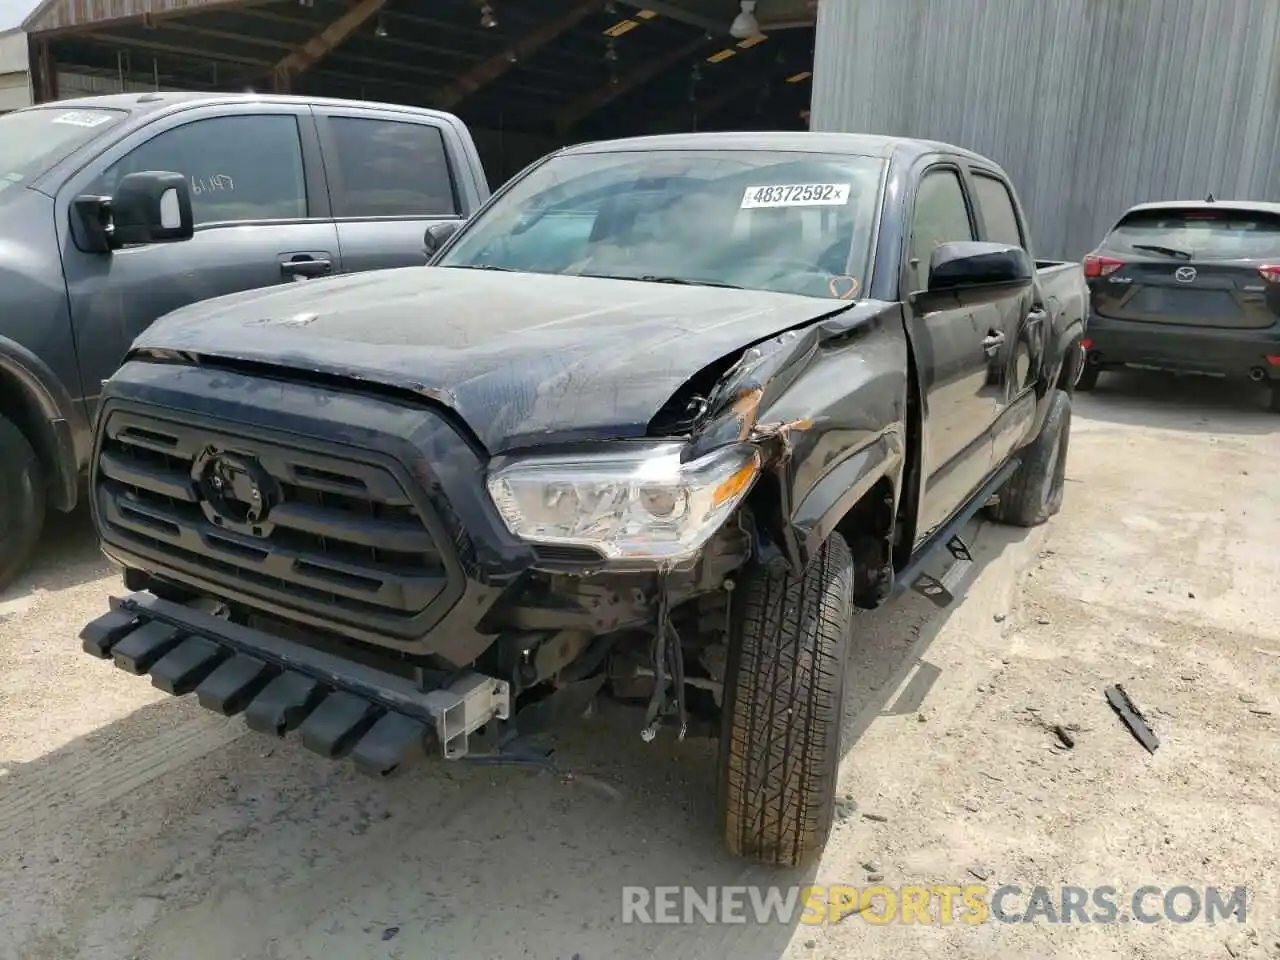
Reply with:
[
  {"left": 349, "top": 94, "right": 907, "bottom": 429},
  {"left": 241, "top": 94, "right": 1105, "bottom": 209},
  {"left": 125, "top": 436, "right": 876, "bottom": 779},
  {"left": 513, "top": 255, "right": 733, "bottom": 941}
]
[
  {"left": 440, "top": 263, "right": 516, "bottom": 272},
  {"left": 1130, "top": 243, "right": 1193, "bottom": 260},
  {"left": 581, "top": 272, "right": 744, "bottom": 289}
]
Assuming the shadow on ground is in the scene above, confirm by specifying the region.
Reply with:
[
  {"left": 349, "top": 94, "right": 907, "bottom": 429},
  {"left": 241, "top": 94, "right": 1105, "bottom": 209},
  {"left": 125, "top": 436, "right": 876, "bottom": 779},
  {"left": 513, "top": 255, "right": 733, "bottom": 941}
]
[
  {"left": 0, "top": 519, "right": 1032, "bottom": 960},
  {"left": 1075, "top": 368, "right": 1276, "bottom": 434},
  {"left": 0, "top": 504, "right": 109, "bottom": 604}
]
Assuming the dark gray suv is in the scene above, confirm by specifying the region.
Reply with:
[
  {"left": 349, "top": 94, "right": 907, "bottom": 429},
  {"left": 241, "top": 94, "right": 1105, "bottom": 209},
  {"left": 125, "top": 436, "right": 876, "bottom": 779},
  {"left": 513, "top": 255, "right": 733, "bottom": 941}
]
[{"left": 0, "top": 92, "right": 490, "bottom": 588}]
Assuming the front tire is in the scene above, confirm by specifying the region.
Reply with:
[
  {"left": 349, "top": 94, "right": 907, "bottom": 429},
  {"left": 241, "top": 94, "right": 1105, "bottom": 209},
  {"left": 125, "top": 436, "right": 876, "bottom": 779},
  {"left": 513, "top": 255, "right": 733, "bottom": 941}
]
[
  {"left": 717, "top": 533, "right": 853, "bottom": 868},
  {"left": 990, "top": 388, "right": 1072, "bottom": 527},
  {"left": 0, "top": 414, "right": 46, "bottom": 591}
]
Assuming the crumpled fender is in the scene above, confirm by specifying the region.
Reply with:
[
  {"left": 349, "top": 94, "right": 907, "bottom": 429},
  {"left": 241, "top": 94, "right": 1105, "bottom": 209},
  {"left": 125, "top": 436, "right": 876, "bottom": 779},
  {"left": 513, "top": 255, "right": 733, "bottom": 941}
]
[{"left": 687, "top": 302, "right": 910, "bottom": 571}]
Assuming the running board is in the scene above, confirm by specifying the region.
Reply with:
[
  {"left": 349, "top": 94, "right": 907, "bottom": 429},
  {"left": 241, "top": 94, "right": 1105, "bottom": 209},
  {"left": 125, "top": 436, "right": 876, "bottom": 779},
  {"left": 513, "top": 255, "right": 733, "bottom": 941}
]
[
  {"left": 894, "top": 457, "right": 1021, "bottom": 608},
  {"left": 911, "top": 535, "right": 974, "bottom": 607}
]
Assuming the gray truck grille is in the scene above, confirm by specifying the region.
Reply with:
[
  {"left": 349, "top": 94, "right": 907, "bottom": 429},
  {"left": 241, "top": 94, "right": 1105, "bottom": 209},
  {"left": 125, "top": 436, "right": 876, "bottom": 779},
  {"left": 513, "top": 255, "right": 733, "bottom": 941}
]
[{"left": 93, "top": 408, "right": 455, "bottom": 638}]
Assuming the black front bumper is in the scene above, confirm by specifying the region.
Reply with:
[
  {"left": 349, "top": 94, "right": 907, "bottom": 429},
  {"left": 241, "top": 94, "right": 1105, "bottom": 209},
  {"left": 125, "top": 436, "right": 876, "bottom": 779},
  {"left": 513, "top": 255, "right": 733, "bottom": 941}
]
[
  {"left": 91, "top": 360, "right": 540, "bottom": 665},
  {"left": 82, "top": 592, "right": 510, "bottom": 772},
  {"left": 1085, "top": 313, "right": 1280, "bottom": 380}
]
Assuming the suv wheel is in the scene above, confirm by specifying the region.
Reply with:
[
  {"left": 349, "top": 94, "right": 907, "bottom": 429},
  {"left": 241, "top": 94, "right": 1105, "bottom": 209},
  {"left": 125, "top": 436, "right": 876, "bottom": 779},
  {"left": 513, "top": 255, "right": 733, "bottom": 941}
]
[
  {"left": 990, "top": 388, "right": 1071, "bottom": 527},
  {"left": 717, "top": 532, "right": 852, "bottom": 867},
  {"left": 0, "top": 413, "right": 46, "bottom": 591}
]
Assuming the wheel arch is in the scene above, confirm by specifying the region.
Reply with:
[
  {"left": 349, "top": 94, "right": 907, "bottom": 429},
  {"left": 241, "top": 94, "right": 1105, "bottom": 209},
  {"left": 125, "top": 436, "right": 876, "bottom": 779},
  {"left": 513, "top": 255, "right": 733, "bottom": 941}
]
[{"left": 0, "top": 345, "right": 81, "bottom": 512}]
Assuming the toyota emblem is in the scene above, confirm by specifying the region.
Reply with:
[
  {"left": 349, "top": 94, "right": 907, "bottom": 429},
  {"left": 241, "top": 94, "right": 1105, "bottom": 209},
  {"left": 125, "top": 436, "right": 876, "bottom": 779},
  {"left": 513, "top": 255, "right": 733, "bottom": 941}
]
[{"left": 1174, "top": 266, "right": 1197, "bottom": 283}]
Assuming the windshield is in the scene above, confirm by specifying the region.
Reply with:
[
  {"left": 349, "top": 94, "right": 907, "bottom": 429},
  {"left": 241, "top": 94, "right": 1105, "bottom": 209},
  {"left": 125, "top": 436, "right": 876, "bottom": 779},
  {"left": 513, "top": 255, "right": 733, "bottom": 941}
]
[
  {"left": 1106, "top": 208, "right": 1280, "bottom": 260},
  {"left": 438, "top": 149, "right": 885, "bottom": 300},
  {"left": 0, "top": 107, "right": 127, "bottom": 197}
]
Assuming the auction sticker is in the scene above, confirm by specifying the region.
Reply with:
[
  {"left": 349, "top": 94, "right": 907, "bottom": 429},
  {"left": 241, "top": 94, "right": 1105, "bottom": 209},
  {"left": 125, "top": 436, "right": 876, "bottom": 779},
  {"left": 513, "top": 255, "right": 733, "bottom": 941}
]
[
  {"left": 741, "top": 183, "right": 850, "bottom": 208},
  {"left": 51, "top": 111, "right": 113, "bottom": 128}
]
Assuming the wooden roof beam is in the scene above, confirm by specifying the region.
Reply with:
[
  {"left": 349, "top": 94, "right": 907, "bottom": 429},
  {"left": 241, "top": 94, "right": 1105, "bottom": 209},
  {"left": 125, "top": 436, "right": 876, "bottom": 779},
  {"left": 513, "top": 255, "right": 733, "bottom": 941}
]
[
  {"left": 434, "top": 0, "right": 601, "bottom": 110},
  {"left": 271, "top": 0, "right": 386, "bottom": 93},
  {"left": 555, "top": 34, "right": 705, "bottom": 134}
]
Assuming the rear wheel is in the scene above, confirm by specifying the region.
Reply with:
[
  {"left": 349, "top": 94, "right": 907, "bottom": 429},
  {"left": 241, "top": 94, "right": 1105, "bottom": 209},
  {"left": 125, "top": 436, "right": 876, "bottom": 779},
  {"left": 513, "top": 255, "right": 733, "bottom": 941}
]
[
  {"left": 1074, "top": 364, "right": 1100, "bottom": 392},
  {"left": 990, "top": 388, "right": 1072, "bottom": 527},
  {"left": 1268, "top": 384, "right": 1280, "bottom": 414},
  {"left": 0, "top": 414, "right": 46, "bottom": 591},
  {"left": 717, "top": 533, "right": 852, "bottom": 867}
]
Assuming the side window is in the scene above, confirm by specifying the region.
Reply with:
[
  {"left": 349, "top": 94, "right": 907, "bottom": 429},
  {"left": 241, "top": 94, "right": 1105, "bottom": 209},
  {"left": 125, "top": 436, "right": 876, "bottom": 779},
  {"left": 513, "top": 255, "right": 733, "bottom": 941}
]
[
  {"left": 908, "top": 167, "right": 975, "bottom": 293},
  {"left": 326, "top": 117, "right": 458, "bottom": 219},
  {"left": 972, "top": 173, "right": 1025, "bottom": 248},
  {"left": 95, "top": 115, "right": 307, "bottom": 226}
]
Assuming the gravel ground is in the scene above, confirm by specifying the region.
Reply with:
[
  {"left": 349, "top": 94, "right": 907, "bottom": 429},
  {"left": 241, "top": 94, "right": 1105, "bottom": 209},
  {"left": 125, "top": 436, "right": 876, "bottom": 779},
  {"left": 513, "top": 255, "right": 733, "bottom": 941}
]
[{"left": 1, "top": 369, "right": 1277, "bottom": 960}]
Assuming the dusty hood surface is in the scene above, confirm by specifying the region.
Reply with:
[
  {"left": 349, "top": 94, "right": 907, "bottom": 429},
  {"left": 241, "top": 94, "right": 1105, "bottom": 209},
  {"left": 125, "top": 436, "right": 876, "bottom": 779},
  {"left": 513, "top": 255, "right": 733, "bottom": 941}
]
[{"left": 132, "top": 265, "right": 854, "bottom": 452}]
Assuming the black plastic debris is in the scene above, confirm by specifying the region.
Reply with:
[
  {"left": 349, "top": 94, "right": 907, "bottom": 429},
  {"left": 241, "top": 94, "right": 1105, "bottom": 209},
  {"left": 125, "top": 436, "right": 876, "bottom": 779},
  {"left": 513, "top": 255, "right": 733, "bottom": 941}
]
[
  {"left": 1052, "top": 724, "right": 1075, "bottom": 749},
  {"left": 1105, "top": 684, "right": 1160, "bottom": 754}
]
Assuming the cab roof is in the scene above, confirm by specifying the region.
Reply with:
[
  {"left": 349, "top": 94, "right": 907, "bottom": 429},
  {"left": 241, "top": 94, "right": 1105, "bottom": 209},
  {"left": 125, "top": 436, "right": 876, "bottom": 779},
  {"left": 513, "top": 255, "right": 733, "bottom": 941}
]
[{"left": 558, "top": 131, "right": 995, "bottom": 165}]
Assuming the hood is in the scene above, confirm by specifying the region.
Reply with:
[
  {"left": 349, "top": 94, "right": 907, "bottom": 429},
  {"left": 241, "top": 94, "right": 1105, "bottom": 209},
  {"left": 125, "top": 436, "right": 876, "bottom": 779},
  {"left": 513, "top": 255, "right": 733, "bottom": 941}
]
[{"left": 132, "top": 266, "right": 854, "bottom": 452}]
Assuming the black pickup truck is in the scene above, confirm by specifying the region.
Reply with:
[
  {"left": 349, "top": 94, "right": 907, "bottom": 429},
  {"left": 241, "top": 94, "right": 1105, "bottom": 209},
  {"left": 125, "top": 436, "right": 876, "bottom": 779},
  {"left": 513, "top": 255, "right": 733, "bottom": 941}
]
[
  {"left": 80, "top": 132, "right": 1087, "bottom": 867},
  {"left": 0, "top": 92, "right": 488, "bottom": 589}
]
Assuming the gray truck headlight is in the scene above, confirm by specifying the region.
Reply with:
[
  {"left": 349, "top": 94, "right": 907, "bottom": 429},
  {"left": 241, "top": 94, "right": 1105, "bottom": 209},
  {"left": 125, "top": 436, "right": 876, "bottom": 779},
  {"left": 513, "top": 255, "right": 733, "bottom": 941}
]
[{"left": 486, "top": 443, "right": 761, "bottom": 563}]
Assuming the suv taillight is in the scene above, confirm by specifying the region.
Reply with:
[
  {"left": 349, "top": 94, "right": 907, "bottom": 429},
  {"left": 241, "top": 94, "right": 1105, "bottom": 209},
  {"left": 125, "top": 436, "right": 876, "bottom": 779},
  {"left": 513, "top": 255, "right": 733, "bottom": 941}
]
[
  {"left": 1084, "top": 254, "right": 1125, "bottom": 278},
  {"left": 1258, "top": 265, "right": 1280, "bottom": 283}
]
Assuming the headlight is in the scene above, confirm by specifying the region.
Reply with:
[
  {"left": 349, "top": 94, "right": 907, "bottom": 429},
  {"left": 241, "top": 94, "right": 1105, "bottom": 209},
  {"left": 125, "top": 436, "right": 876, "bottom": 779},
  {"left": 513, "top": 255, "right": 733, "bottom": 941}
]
[{"left": 486, "top": 443, "right": 761, "bottom": 563}]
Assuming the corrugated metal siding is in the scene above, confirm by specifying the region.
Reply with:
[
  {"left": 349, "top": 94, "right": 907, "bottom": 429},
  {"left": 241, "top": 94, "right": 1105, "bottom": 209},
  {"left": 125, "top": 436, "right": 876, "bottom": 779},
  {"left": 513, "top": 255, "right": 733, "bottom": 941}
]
[{"left": 811, "top": 0, "right": 1280, "bottom": 260}]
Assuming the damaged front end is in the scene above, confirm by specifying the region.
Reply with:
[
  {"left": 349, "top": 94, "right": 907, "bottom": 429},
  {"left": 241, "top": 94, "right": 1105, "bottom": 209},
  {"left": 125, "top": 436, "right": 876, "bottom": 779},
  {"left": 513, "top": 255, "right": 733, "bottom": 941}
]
[{"left": 81, "top": 298, "right": 891, "bottom": 774}]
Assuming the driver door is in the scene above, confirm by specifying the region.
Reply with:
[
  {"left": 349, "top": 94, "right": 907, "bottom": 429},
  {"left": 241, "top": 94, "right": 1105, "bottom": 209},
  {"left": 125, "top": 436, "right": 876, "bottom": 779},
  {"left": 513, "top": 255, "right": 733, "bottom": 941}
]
[
  {"left": 54, "top": 102, "right": 339, "bottom": 415},
  {"left": 906, "top": 163, "right": 998, "bottom": 540}
]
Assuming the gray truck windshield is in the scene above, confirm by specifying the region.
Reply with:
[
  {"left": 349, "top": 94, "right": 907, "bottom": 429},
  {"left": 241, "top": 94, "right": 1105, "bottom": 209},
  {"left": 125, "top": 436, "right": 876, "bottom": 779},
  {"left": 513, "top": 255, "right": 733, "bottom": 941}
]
[
  {"left": 438, "top": 149, "right": 884, "bottom": 300},
  {"left": 0, "top": 107, "right": 127, "bottom": 196}
]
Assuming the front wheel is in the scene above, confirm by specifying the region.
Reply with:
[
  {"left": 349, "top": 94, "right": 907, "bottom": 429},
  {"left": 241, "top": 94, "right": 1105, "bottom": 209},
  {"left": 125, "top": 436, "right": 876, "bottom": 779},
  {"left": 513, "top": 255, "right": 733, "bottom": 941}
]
[
  {"left": 0, "top": 413, "right": 46, "bottom": 591},
  {"left": 717, "top": 533, "right": 853, "bottom": 868},
  {"left": 989, "top": 388, "right": 1072, "bottom": 527}
]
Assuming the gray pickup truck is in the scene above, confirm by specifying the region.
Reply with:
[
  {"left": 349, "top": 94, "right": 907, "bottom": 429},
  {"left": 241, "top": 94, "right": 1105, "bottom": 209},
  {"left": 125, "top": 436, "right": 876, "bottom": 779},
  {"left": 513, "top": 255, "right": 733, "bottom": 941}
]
[
  {"left": 80, "top": 131, "right": 1088, "bottom": 867},
  {"left": 0, "top": 92, "right": 489, "bottom": 588}
]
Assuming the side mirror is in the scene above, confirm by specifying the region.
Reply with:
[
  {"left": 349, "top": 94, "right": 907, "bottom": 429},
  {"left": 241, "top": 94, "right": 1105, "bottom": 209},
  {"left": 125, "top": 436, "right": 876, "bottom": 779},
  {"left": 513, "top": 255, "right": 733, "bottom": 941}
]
[
  {"left": 111, "top": 171, "right": 194, "bottom": 247},
  {"left": 423, "top": 220, "right": 461, "bottom": 259},
  {"left": 73, "top": 170, "right": 194, "bottom": 253},
  {"left": 916, "top": 241, "right": 1034, "bottom": 311}
]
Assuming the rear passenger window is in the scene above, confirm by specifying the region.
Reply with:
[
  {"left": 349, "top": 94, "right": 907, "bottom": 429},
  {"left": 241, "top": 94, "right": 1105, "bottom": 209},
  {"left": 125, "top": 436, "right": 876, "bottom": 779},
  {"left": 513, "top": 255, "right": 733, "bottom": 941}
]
[
  {"left": 908, "top": 168, "right": 974, "bottom": 292},
  {"left": 972, "top": 173, "right": 1024, "bottom": 247},
  {"left": 95, "top": 115, "right": 308, "bottom": 226},
  {"left": 326, "top": 118, "right": 457, "bottom": 218}
]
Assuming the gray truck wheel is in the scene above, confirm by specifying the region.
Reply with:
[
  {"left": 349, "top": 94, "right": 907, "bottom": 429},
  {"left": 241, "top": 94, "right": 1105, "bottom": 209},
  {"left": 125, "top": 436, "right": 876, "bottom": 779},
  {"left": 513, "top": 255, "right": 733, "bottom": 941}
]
[
  {"left": 717, "top": 532, "right": 852, "bottom": 867},
  {"left": 0, "top": 413, "right": 45, "bottom": 591},
  {"left": 990, "top": 388, "right": 1071, "bottom": 527}
]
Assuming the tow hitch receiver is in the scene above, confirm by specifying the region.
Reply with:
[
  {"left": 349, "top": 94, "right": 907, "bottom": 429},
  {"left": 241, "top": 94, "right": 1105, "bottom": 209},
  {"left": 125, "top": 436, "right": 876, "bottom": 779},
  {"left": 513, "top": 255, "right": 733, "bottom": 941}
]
[{"left": 80, "top": 592, "right": 510, "bottom": 775}]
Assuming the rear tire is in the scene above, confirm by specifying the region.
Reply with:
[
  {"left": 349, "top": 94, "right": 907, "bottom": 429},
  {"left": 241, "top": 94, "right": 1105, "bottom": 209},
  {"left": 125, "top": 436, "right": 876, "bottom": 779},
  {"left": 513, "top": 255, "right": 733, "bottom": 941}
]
[
  {"left": 1268, "top": 384, "right": 1280, "bottom": 414},
  {"left": 717, "top": 533, "right": 852, "bottom": 867},
  {"left": 990, "top": 388, "right": 1072, "bottom": 528},
  {"left": 0, "top": 414, "right": 46, "bottom": 591},
  {"left": 1074, "top": 364, "right": 1099, "bottom": 392}
]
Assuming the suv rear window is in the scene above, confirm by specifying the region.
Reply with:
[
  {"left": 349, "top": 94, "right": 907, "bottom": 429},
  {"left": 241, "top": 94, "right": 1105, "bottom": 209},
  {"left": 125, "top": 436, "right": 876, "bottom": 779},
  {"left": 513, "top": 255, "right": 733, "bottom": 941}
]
[{"left": 1105, "top": 208, "right": 1280, "bottom": 260}]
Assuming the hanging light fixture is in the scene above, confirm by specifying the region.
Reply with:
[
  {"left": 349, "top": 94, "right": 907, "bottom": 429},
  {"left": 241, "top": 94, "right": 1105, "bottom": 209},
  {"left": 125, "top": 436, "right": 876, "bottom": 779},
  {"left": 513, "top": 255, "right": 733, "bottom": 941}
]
[
  {"left": 729, "top": 1, "right": 760, "bottom": 39},
  {"left": 480, "top": 3, "right": 497, "bottom": 28}
]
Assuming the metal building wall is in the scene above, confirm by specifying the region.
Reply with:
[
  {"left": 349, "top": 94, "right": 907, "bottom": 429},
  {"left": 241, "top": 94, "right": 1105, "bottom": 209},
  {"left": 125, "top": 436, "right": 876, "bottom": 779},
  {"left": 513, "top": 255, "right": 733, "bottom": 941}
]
[{"left": 810, "top": 0, "right": 1280, "bottom": 261}]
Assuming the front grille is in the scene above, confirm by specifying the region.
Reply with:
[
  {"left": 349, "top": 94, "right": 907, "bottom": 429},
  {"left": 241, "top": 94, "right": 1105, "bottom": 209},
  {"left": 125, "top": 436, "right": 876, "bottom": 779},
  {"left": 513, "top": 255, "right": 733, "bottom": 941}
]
[{"left": 94, "top": 407, "right": 458, "bottom": 638}]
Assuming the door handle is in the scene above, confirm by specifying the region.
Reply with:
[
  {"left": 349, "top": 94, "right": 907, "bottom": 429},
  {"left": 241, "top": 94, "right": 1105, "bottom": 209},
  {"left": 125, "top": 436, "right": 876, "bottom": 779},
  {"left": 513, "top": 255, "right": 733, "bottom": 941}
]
[
  {"left": 982, "top": 331, "right": 1006, "bottom": 353},
  {"left": 1026, "top": 308, "right": 1048, "bottom": 325},
  {"left": 280, "top": 254, "right": 332, "bottom": 279}
]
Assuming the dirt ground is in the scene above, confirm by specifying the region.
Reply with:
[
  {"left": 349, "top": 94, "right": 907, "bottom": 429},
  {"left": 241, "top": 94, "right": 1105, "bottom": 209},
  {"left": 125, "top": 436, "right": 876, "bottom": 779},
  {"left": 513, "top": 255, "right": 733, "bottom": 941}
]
[{"left": 1, "top": 369, "right": 1278, "bottom": 960}]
